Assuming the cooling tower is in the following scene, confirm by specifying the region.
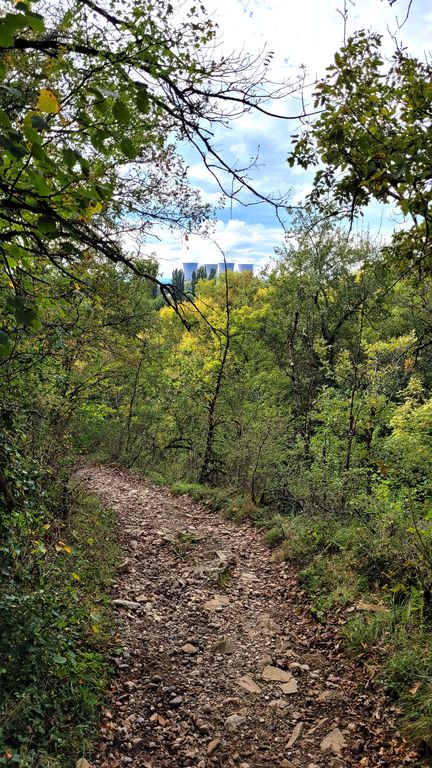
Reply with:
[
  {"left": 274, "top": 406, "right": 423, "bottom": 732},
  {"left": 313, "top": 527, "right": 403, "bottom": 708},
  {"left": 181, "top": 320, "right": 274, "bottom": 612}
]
[
  {"left": 182, "top": 262, "right": 198, "bottom": 281},
  {"left": 218, "top": 262, "right": 235, "bottom": 273},
  {"left": 238, "top": 264, "right": 254, "bottom": 272}
]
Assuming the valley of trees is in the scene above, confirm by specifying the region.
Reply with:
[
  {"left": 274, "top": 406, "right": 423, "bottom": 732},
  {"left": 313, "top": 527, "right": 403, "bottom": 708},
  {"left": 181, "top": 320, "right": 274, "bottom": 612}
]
[{"left": 0, "top": 0, "right": 431, "bottom": 764}]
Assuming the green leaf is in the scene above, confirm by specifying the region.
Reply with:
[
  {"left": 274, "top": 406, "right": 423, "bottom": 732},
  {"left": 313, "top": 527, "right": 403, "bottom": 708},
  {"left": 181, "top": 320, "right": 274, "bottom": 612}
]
[
  {"left": 0, "top": 25, "right": 13, "bottom": 47},
  {"left": 53, "top": 654, "right": 67, "bottom": 664},
  {"left": 15, "top": 306, "right": 38, "bottom": 327},
  {"left": 79, "top": 156, "right": 90, "bottom": 176},
  {"left": 27, "top": 170, "right": 52, "bottom": 195},
  {"left": 63, "top": 146, "right": 80, "bottom": 168},
  {"left": 24, "top": 11, "right": 45, "bottom": 34},
  {"left": 38, "top": 216, "right": 57, "bottom": 234},
  {"left": 94, "top": 98, "right": 109, "bottom": 116},
  {"left": 31, "top": 114, "right": 50, "bottom": 131},
  {"left": 0, "top": 330, "right": 11, "bottom": 356},
  {"left": 23, "top": 124, "right": 42, "bottom": 145},
  {"left": 120, "top": 137, "right": 137, "bottom": 160},
  {"left": 0, "top": 109, "right": 11, "bottom": 129},
  {"left": 59, "top": 241, "right": 79, "bottom": 255},
  {"left": 1, "top": 12, "right": 30, "bottom": 35},
  {"left": 94, "top": 183, "right": 112, "bottom": 199},
  {"left": 31, "top": 142, "right": 48, "bottom": 162},
  {"left": 113, "top": 98, "right": 131, "bottom": 125},
  {"left": 136, "top": 87, "right": 150, "bottom": 114},
  {"left": 0, "top": 133, "right": 27, "bottom": 159}
]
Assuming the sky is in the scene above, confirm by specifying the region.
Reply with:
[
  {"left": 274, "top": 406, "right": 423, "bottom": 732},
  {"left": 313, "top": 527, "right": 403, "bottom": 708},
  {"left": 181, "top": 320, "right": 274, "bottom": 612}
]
[{"left": 147, "top": 0, "right": 432, "bottom": 277}]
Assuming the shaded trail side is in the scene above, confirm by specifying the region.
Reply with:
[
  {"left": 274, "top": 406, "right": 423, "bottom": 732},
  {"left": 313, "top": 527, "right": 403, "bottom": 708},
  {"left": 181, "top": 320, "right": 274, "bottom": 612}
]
[{"left": 75, "top": 465, "right": 416, "bottom": 768}]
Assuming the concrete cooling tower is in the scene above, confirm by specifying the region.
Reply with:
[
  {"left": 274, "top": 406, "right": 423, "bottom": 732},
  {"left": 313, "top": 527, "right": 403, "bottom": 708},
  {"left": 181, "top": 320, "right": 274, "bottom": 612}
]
[
  {"left": 218, "top": 262, "right": 235, "bottom": 273},
  {"left": 182, "top": 262, "right": 198, "bottom": 281},
  {"left": 238, "top": 264, "right": 253, "bottom": 272}
]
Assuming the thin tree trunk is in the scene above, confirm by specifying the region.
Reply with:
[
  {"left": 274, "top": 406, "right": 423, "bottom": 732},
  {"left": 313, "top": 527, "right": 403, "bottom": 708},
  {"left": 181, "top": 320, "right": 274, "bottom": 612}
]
[
  {"left": 199, "top": 257, "right": 231, "bottom": 484},
  {"left": 123, "top": 353, "right": 145, "bottom": 460},
  {"left": 344, "top": 305, "right": 364, "bottom": 473}
]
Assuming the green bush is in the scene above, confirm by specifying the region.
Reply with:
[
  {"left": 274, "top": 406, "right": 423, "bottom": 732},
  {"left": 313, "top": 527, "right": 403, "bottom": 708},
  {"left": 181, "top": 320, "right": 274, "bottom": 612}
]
[{"left": 0, "top": 492, "right": 119, "bottom": 767}]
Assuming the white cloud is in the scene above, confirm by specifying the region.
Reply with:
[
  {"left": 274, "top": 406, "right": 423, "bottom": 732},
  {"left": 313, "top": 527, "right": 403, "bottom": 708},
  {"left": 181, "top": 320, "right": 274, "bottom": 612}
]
[{"left": 148, "top": 219, "right": 284, "bottom": 276}]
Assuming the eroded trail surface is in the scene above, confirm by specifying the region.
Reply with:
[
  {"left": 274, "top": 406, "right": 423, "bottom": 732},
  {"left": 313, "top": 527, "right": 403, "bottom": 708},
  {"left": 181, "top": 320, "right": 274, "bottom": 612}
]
[{"left": 75, "top": 465, "right": 414, "bottom": 768}]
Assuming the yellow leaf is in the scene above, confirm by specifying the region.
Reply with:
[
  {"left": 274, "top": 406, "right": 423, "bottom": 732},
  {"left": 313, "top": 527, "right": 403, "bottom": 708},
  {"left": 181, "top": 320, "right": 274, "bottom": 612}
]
[
  {"left": 91, "top": 624, "right": 100, "bottom": 634},
  {"left": 87, "top": 537, "right": 94, "bottom": 545},
  {"left": 71, "top": 572, "right": 81, "bottom": 581},
  {"left": 63, "top": 545, "right": 72, "bottom": 554},
  {"left": 43, "top": 523, "right": 51, "bottom": 529},
  {"left": 86, "top": 201, "right": 103, "bottom": 217},
  {"left": 36, "top": 88, "right": 60, "bottom": 114}
]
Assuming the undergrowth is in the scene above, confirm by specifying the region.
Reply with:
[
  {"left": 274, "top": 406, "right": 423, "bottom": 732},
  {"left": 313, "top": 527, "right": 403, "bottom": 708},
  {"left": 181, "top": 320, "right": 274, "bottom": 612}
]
[
  {"left": 0, "top": 490, "right": 119, "bottom": 767},
  {"left": 170, "top": 481, "right": 268, "bottom": 523}
]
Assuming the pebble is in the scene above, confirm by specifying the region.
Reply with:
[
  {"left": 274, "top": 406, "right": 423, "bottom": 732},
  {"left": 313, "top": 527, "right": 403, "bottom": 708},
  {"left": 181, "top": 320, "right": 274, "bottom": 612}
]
[
  {"left": 113, "top": 599, "right": 141, "bottom": 610},
  {"left": 207, "top": 738, "right": 221, "bottom": 755},
  {"left": 225, "top": 714, "right": 247, "bottom": 732},
  {"left": 182, "top": 643, "right": 198, "bottom": 654}
]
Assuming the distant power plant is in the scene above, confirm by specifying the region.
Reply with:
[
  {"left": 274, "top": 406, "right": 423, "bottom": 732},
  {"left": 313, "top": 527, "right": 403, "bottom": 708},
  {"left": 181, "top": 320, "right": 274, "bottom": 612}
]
[{"left": 182, "top": 262, "right": 253, "bottom": 277}]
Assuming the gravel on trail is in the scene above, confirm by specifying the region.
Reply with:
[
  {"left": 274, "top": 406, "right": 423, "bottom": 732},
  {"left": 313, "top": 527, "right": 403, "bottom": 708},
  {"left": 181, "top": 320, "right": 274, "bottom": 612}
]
[{"left": 74, "top": 464, "right": 418, "bottom": 768}]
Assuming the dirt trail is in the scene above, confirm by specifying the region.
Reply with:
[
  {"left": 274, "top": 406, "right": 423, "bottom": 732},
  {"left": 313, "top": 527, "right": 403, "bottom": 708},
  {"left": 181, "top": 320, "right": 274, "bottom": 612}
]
[{"left": 75, "top": 464, "right": 416, "bottom": 768}]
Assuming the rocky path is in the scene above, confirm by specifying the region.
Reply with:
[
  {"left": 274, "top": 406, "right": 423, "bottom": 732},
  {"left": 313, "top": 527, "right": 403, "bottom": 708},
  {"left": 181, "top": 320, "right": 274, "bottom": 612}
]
[{"left": 75, "top": 465, "right": 417, "bottom": 768}]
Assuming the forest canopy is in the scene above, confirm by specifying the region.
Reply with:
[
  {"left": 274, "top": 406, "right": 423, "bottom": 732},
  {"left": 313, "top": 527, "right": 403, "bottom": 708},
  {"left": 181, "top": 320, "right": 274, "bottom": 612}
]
[{"left": 0, "top": 0, "right": 303, "bottom": 353}]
